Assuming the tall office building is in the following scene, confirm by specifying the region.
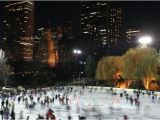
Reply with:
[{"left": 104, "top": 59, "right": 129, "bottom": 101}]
[
  {"left": 109, "top": 8, "right": 122, "bottom": 49},
  {"left": 81, "top": 2, "right": 110, "bottom": 56},
  {"left": 3, "top": 1, "right": 34, "bottom": 61},
  {"left": 81, "top": 2, "right": 123, "bottom": 58},
  {"left": 34, "top": 28, "right": 48, "bottom": 63},
  {"left": 62, "top": 20, "right": 73, "bottom": 39},
  {"left": 59, "top": 20, "right": 75, "bottom": 63}
]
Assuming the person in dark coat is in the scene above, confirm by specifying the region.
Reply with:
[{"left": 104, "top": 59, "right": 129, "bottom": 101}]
[
  {"left": 10, "top": 110, "right": 15, "bottom": 120},
  {"left": 124, "top": 115, "right": 128, "bottom": 120},
  {"left": 1, "top": 109, "right": 3, "bottom": 120},
  {"left": 5, "top": 99, "right": 9, "bottom": 108},
  {"left": 18, "top": 97, "right": 21, "bottom": 103},
  {"left": 1, "top": 100, "right": 4, "bottom": 108},
  {"left": 130, "top": 97, "right": 133, "bottom": 105}
]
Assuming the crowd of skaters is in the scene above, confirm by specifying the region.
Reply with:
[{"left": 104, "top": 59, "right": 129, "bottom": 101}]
[
  {"left": 0, "top": 98, "right": 15, "bottom": 120},
  {"left": 0, "top": 86, "right": 82, "bottom": 120},
  {"left": 0, "top": 86, "right": 159, "bottom": 120}
]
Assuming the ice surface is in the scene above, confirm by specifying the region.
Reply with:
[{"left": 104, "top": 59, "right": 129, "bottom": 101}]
[{"left": 0, "top": 86, "right": 160, "bottom": 120}]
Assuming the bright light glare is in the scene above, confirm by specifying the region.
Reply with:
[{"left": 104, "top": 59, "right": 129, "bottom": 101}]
[
  {"left": 73, "top": 49, "right": 82, "bottom": 54},
  {"left": 138, "top": 36, "right": 152, "bottom": 44},
  {"left": 77, "top": 50, "right": 82, "bottom": 54},
  {"left": 73, "top": 50, "right": 77, "bottom": 54}
]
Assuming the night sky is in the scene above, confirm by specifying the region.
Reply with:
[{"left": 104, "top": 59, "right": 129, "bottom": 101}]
[
  {"left": 120, "top": 2, "right": 160, "bottom": 34},
  {"left": 1, "top": 1, "right": 160, "bottom": 37},
  {"left": 34, "top": 1, "right": 80, "bottom": 35}
]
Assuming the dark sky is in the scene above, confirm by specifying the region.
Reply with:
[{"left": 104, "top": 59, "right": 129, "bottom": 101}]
[
  {"left": 34, "top": 1, "right": 80, "bottom": 35},
  {"left": 120, "top": 2, "right": 160, "bottom": 33}
]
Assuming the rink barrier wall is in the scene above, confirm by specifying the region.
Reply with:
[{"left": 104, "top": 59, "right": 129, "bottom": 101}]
[{"left": 84, "top": 86, "right": 160, "bottom": 96}]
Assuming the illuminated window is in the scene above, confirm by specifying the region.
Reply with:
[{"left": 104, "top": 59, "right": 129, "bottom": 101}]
[
  {"left": 24, "top": 11, "right": 28, "bottom": 14},
  {"left": 24, "top": 17, "right": 29, "bottom": 19},
  {"left": 83, "top": 31, "right": 89, "bottom": 34}
]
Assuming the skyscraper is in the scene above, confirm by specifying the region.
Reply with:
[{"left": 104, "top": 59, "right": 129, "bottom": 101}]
[
  {"left": 62, "top": 20, "right": 73, "bottom": 39},
  {"left": 3, "top": 1, "right": 34, "bottom": 61},
  {"left": 81, "top": 2, "right": 123, "bottom": 58},
  {"left": 59, "top": 20, "right": 75, "bottom": 63},
  {"left": 109, "top": 8, "right": 123, "bottom": 49},
  {"left": 81, "top": 2, "right": 110, "bottom": 57},
  {"left": 34, "top": 28, "right": 48, "bottom": 63}
]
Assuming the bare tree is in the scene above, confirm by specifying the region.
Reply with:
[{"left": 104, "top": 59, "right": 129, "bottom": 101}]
[{"left": 0, "top": 49, "right": 12, "bottom": 86}]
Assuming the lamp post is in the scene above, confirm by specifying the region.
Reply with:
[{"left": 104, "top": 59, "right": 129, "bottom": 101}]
[
  {"left": 73, "top": 49, "right": 82, "bottom": 85},
  {"left": 138, "top": 35, "right": 152, "bottom": 48}
]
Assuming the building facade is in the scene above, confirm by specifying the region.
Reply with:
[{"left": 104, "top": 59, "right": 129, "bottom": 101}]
[
  {"left": 3, "top": 1, "right": 34, "bottom": 61},
  {"left": 81, "top": 2, "right": 123, "bottom": 58},
  {"left": 34, "top": 28, "right": 48, "bottom": 63},
  {"left": 109, "top": 8, "right": 123, "bottom": 51},
  {"left": 58, "top": 20, "right": 75, "bottom": 63}
]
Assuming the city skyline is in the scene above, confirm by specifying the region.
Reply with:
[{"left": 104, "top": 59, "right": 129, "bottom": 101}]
[
  {"left": 0, "top": 1, "right": 160, "bottom": 64},
  {"left": 34, "top": 1, "right": 160, "bottom": 37},
  {"left": 1, "top": 2, "right": 160, "bottom": 35}
]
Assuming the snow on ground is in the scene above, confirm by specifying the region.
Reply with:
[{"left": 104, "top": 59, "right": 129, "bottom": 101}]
[{"left": 1, "top": 86, "right": 160, "bottom": 120}]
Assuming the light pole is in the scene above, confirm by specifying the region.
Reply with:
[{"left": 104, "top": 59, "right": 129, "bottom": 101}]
[
  {"left": 73, "top": 49, "right": 82, "bottom": 85},
  {"left": 138, "top": 35, "right": 152, "bottom": 48}
]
